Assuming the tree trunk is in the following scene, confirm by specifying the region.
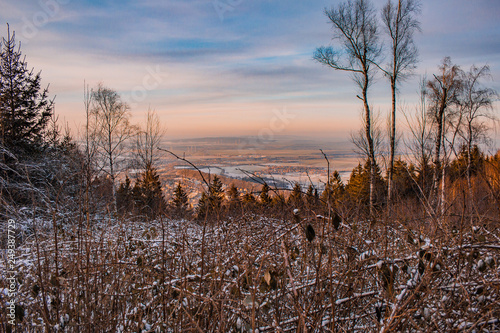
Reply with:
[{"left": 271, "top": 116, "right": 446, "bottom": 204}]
[
  {"left": 440, "top": 138, "right": 446, "bottom": 216},
  {"left": 388, "top": 77, "right": 397, "bottom": 205},
  {"left": 432, "top": 89, "right": 447, "bottom": 212},
  {"left": 466, "top": 125, "right": 473, "bottom": 202},
  {"left": 109, "top": 130, "right": 117, "bottom": 213},
  {"left": 362, "top": 72, "right": 376, "bottom": 217},
  {"left": 387, "top": 0, "right": 402, "bottom": 206}
]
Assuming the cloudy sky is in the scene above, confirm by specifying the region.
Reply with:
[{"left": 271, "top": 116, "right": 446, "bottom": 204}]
[{"left": 1, "top": 0, "right": 499, "bottom": 140}]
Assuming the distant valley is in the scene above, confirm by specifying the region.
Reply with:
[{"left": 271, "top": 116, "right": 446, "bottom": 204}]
[{"left": 152, "top": 136, "right": 361, "bottom": 204}]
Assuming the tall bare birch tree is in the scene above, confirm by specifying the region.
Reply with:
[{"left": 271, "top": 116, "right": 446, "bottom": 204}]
[
  {"left": 380, "top": 0, "right": 421, "bottom": 204},
  {"left": 135, "top": 109, "right": 164, "bottom": 170},
  {"left": 91, "top": 83, "right": 133, "bottom": 212},
  {"left": 314, "top": 0, "right": 381, "bottom": 215},
  {"left": 458, "top": 65, "right": 497, "bottom": 194},
  {"left": 427, "top": 57, "right": 462, "bottom": 213},
  {"left": 404, "top": 77, "right": 433, "bottom": 198}
]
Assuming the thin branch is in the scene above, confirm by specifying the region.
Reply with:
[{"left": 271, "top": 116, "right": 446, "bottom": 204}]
[{"left": 157, "top": 147, "right": 210, "bottom": 190}]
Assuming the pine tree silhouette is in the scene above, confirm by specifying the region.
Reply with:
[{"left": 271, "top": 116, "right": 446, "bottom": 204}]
[
  {"left": 196, "top": 192, "right": 209, "bottom": 219},
  {"left": 288, "top": 183, "right": 303, "bottom": 207},
  {"left": 321, "top": 170, "right": 345, "bottom": 208},
  {"left": 0, "top": 25, "right": 53, "bottom": 150},
  {"left": 133, "top": 163, "right": 165, "bottom": 218},
  {"left": 196, "top": 175, "right": 225, "bottom": 218},
  {"left": 116, "top": 175, "right": 134, "bottom": 214},
  {"left": 172, "top": 182, "right": 189, "bottom": 214},
  {"left": 390, "top": 159, "right": 417, "bottom": 197},
  {"left": 208, "top": 175, "right": 224, "bottom": 212},
  {"left": 449, "top": 145, "right": 484, "bottom": 181}
]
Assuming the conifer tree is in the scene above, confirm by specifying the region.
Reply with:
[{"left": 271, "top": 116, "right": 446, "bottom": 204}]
[
  {"left": 346, "top": 163, "right": 369, "bottom": 203},
  {"left": 196, "top": 175, "right": 225, "bottom": 218},
  {"left": 116, "top": 175, "right": 134, "bottom": 214},
  {"left": 196, "top": 192, "right": 209, "bottom": 218},
  {"left": 259, "top": 183, "right": 272, "bottom": 207},
  {"left": 133, "top": 163, "right": 165, "bottom": 218},
  {"left": 208, "top": 175, "right": 224, "bottom": 212},
  {"left": 226, "top": 183, "right": 241, "bottom": 209},
  {"left": 172, "top": 182, "right": 189, "bottom": 213},
  {"left": 331, "top": 171, "right": 345, "bottom": 194},
  {"left": 390, "top": 159, "right": 417, "bottom": 198},
  {"left": 305, "top": 184, "right": 315, "bottom": 207},
  {"left": 321, "top": 171, "right": 345, "bottom": 208},
  {"left": 0, "top": 25, "right": 53, "bottom": 150},
  {"left": 288, "top": 183, "right": 303, "bottom": 207},
  {"left": 448, "top": 145, "right": 484, "bottom": 182},
  {"left": 346, "top": 161, "right": 385, "bottom": 206},
  {"left": 272, "top": 192, "right": 286, "bottom": 211},
  {"left": 242, "top": 191, "right": 256, "bottom": 205}
]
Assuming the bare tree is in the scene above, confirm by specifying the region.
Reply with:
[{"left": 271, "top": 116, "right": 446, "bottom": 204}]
[
  {"left": 427, "top": 57, "right": 463, "bottom": 213},
  {"left": 135, "top": 108, "right": 165, "bottom": 170},
  {"left": 82, "top": 81, "right": 99, "bottom": 223},
  {"left": 352, "top": 110, "right": 384, "bottom": 166},
  {"left": 458, "top": 65, "right": 498, "bottom": 192},
  {"left": 403, "top": 77, "right": 433, "bottom": 196},
  {"left": 314, "top": 0, "right": 381, "bottom": 215},
  {"left": 90, "top": 83, "right": 134, "bottom": 211},
  {"left": 380, "top": 0, "right": 421, "bottom": 204}
]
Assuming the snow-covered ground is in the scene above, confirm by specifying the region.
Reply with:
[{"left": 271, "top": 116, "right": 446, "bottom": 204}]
[{"left": 2, "top": 215, "right": 499, "bottom": 332}]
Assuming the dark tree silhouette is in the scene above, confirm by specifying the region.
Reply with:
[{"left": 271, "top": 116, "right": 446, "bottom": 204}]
[
  {"left": 172, "top": 182, "right": 189, "bottom": 214},
  {"left": 116, "top": 175, "right": 134, "bottom": 214},
  {"left": 133, "top": 163, "right": 165, "bottom": 218},
  {"left": 346, "top": 160, "right": 385, "bottom": 207},
  {"left": 196, "top": 175, "right": 225, "bottom": 218},
  {"left": 390, "top": 159, "right": 417, "bottom": 198},
  {"left": 0, "top": 24, "right": 53, "bottom": 150},
  {"left": 196, "top": 192, "right": 210, "bottom": 219},
  {"left": 305, "top": 184, "right": 319, "bottom": 208}
]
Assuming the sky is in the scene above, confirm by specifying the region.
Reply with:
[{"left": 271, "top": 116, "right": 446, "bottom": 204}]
[{"left": 1, "top": 0, "right": 499, "bottom": 142}]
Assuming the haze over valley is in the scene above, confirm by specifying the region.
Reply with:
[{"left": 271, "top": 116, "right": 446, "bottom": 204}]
[{"left": 153, "top": 136, "right": 358, "bottom": 204}]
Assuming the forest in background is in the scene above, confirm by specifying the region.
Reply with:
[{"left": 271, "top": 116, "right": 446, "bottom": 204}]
[{"left": 1, "top": 0, "right": 500, "bottom": 331}]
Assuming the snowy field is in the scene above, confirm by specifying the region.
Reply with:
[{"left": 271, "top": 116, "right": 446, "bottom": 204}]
[{"left": 2, "top": 214, "right": 499, "bottom": 332}]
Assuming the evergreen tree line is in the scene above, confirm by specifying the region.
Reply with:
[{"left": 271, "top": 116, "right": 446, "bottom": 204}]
[{"left": 113, "top": 144, "right": 500, "bottom": 222}]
